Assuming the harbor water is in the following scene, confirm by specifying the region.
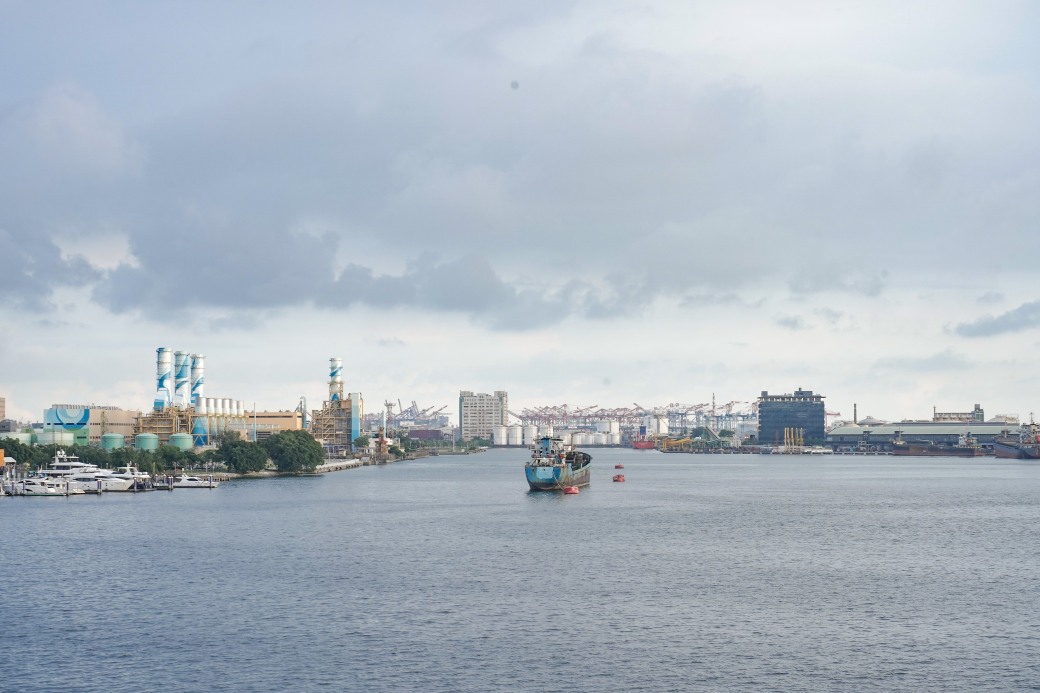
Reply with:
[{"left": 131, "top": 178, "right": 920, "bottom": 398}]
[{"left": 3, "top": 449, "right": 1039, "bottom": 692}]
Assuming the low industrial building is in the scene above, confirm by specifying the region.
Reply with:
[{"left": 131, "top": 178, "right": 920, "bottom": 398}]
[{"left": 826, "top": 422, "right": 1014, "bottom": 450}]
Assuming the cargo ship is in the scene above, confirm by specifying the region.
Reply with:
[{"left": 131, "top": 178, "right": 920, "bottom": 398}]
[
  {"left": 525, "top": 436, "right": 592, "bottom": 491},
  {"left": 992, "top": 425, "right": 1040, "bottom": 459},
  {"left": 631, "top": 437, "right": 655, "bottom": 450},
  {"left": 891, "top": 433, "right": 984, "bottom": 457}
]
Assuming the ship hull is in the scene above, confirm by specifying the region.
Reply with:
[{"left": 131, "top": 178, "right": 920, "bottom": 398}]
[
  {"left": 631, "top": 440, "right": 655, "bottom": 450},
  {"left": 526, "top": 463, "right": 591, "bottom": 491},
  {"left": 892, "top": 444, "right": 984, "bottom": 457},
  {"left": 992, "top": 440, "right": 1040, "bottom": 459}
]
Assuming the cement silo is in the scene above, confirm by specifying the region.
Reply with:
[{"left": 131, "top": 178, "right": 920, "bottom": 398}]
[
  {"left": 492, "top": 425, "right": 509, "bottom": 446},
  {"left": 329, "top": 357, "right": 343, "bottom": 402},
  {"left": 507, "top": 425, "right": 523, "bottom": 446},
  {"left": 173, "top": 351, "right": 190, "bottom": 407},
  {"left": 154, "top": 347, "right": 172, "bottom": 410},
  {"left": 522, "top": 425, "right": 538, "bottom": 446},
  {"left": 190, "top": 354, "right": 205, "bottom": 405}
]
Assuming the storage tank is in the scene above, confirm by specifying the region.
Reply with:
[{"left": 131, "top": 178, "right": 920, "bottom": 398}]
[
  {"left": 610, "top": 433, "right": 621, "bottom": 446},
  {"left": 100, "top": 433, "right": 125, "bottom": 450},
  {"left": 522, "top": 425, "right": 538, "bottom": 445},
  {"left": 36, "top": 429, "right": 75, "bottom": 446},
  {"left": 135, "top": 433, "right": 160, "bottom": 451},
  {"left": 595, "top": 421, "right": 612, "bottom": 434},
  {"left": 169, "top": 433, "right": 194, "bottom": 451},
  {"left": 492, "top": 426, "right": 509, "bottom": 446},
  {"left": 0, "top": 431, "right": 33, "bottom": 445},
  {"left": 507, "top": 425, "right": 523, "bottom": 446},
  {"left": 610, "top": 421, "right": 620, "bottom": 435},
  {"left": 594, "top": 433, "right": 608, "bottom": 446}
]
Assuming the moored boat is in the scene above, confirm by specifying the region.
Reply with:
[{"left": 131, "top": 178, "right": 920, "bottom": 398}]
[
  {"left": 525, "top": 436, "right": 591, "bottom": 491},
  {"left": 631, "top": 438, "right": 655, "bottom": 450},
  {"left": 172, "top": 474, "right": 219, "bottom": 488}
]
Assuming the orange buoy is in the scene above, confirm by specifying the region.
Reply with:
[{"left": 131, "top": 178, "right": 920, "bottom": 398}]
[
  {"left": 563, "top": 486, "right": 580, "bottom": 494},
  {"left": 612, "top": 474, "right": 625, "bottom": 482}
]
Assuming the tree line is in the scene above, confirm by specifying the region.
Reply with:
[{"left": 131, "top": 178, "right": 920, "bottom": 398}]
[{"left": 1, "top": 429, "right": 324, "bottom": 476}]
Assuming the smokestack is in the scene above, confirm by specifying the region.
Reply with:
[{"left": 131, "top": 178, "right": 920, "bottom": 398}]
[
  {"left": 329, "top": 357, "right": 344, "bottom": 403},
  {"left": 854, "top": 403, "right": 858, "bottom": 424},
  {"left": 174, "top": 351, "right": 190, "bottom": 407},
  {"left": 154, "top": 348, "right": 172, "bottom": 411},
  {"left": 190, "top": 354, "right": 205, "bottom": 406}
]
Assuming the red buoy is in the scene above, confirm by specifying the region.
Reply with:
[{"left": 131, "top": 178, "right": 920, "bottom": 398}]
[
  {"left": 612, "top": 474, "right": 625, "bottom": 482},
  {"left": 614, "top": 464, "right": 624, "bottom": 469},
  {"left": 563, "top": 486, "right": 580, "bottom": 494}
]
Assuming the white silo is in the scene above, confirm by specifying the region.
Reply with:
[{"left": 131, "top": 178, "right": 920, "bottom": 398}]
[
  {"left": 522, "top": 425, "right": 538, "bottom": 445},
  {"left": 594, "top": 433, "right": 608, "bottom": 446},
  {"left": 507, "top": 425, "right": 523, "bottom": 446},
  {"left": 329, "top": 357, "right": 344, "bottom": 402},
  {"left": 610, "top": 433, "right": 621, "bottom": 446},
  {"left": 154, "top": 347, "right": 172, "bottom": 410},
  {"left": 492, "top": 426, "right": 509, "bottom": 446},
  {"left": 595, "top": 421, "right": 611, "bottom": 434},
  {"left": 190, "top": 354, "right": 205, "bottom": 405},
  {"left": 610, "top": 420, "right": 620, "bottom": 435},
  {"left": 173, "top": 351, "right": 190, "bottom": 407}
]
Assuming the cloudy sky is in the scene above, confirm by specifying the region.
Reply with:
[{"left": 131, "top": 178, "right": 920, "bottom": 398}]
[{"left": 2, "top": 1, "right": 1039, "bottom": 424}]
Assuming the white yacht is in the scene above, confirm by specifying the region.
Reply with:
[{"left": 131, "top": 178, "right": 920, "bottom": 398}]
[
  {"left": 35, "top": 450, "right": 135, "bottom": 492},
  {"left": 172, "top": 474, "right": 219, "bottom": 488},
  {"left": 15, "top": 477, "right": 86, "bottom": 496},
  {"left": 110, "top": 465, "right": 153, "bottom": 490}
]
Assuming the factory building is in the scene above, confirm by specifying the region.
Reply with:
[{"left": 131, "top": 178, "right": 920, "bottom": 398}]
[
  {"left": 310, "top": 357, "right": 363, "bottom": 452},
  {"left": 458, "top": 390, "right": 509, "bottom": 442},
  {"left": 827, "top": 422, "right": 1011, "bottom": 450},
  {"left": 757, "top": 389, "right": 826, "bottom": 446},
  {"left": 246, "top": 409, "right": 306, "bottom": 442},
  {"left": 42, "top": 405, "right": 140, "bottom": 445}
]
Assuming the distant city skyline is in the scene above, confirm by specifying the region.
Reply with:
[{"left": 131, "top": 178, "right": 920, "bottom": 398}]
[{"left": 2, "top": 2, "right": 1038, "bottom": 424}]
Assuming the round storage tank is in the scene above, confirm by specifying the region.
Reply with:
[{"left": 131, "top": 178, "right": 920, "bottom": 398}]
[
  {"left": 36, "top": 429, "right": 75, "bottom": 446},
  {"left": 492, "top": 426, "right": 509, "bottom": 447},
  {"left": 610, "top": 421, "right": 620, "bottom": 435},
  {"left": 169, "top": 433, "right": 194, "bottom": 451},
  {"left": 610, "top": 433, "right": 621, "bottom": 446},
  {"left": 594, "top": 433, "right": 608, "bottom": 446},
  {"left": 100, "top": 433, "right": 125, "bottom": 450},
  {"left": 507, "top": 425, "right": 523, "bottom": 446},
  {"left": 595, "top": 421, "right": 611, "bottom": 434},
  {"left": 0, "top": 431, "right": 33, "bottom": 445},
  {"left": 522, "top": 425, "right": 538, "bottom": 446},
  {"left": 135, "top": 433, "right": 160, "bottom": 451}
]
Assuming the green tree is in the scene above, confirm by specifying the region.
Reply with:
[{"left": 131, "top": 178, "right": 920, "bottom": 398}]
[
  {"left": 264, "top": 430, "right": 323, "bottom": 474},
  {"left": 353, "top": 435, "right": 369, "bottom": 449},
  {"left": 219, "top": 438, "right": 268, "bottom": 474}
]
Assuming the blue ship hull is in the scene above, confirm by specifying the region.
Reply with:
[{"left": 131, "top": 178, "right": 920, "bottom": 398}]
[{"left": 525, "top": 463, "right": 591, "bottom": 491}]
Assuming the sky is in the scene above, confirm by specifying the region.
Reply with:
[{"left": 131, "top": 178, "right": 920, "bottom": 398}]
[{"left": 2, "top": 1, "right": 1039, "bottom": 425}]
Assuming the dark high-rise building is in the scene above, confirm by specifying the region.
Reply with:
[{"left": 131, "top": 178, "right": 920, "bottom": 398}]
[{"left": 757, "top": 389, "right": 826, "bottom": 445}]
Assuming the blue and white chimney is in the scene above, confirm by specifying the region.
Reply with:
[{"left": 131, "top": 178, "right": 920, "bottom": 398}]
[
  {"left": 329, "top": 357, "right": 344, "bottom": 403},
  {"left": 173, "top": 351, "right": 190, "bottom": 408},
  {"left": 154, "top": 348, "right": 172, "bottom": 410},
  {"left": 190, "top": 354, "right": 205, "bottom": 406}
]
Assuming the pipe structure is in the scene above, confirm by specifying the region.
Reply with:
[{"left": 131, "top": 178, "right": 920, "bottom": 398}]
[
  {"left": 154, "top": 348, "right": 172, "bottom": 411},
  {"left": 190, "top": 354, "right": 205, "bottom": 406}
]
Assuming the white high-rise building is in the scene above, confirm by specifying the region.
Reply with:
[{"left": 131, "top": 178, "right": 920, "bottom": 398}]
[{"left": 458, "top": 390, "right": 508, "bottom": 442}]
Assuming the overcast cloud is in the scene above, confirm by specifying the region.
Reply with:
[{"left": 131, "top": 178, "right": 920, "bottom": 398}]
[{"left": 1, "top": 1, "right": 1039, "bottom": 422}]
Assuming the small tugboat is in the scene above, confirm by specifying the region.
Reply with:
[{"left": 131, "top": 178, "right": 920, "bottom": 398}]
[{"left": 525, "top": 436, "right": 592, "bottom": 491}]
